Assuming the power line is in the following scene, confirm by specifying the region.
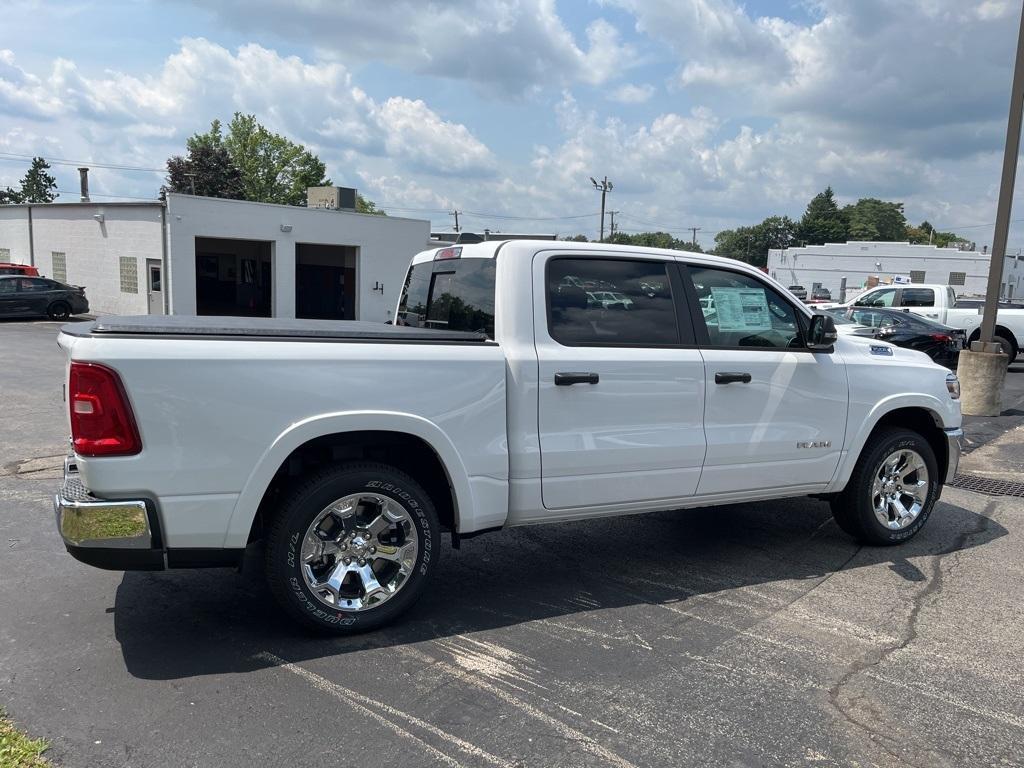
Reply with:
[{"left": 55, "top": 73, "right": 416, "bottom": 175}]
[{"left": 0, "top": 152, "right": 164, "bottom": 173}]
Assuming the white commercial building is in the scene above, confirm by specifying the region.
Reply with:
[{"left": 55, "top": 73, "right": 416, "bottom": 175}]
[
  {"left": 767, "top": 241, "right": 1024, "bottom": 301},
  {"left": 0, "top": 191, "right": 430, "bottom": 321}
]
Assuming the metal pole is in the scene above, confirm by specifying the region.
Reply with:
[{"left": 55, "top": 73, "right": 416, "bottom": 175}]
[
  {"left": 981, "top": 4, "right": 1024, "bottom": 344},
  {"left": 599, "top": 186, "right": 606, "bottom": 242}
]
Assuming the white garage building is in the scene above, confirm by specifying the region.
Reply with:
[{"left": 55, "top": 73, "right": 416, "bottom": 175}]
[
  {"left": 767, "top": 241, "right": 1024, "bottom": 302},
  {"left": 0, "top": 191, "right": 430, "bottom": 322}
]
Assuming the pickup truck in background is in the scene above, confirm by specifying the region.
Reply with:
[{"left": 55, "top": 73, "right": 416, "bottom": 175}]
[
  {"left": 54, "top": 242, "right": 963, "bottom": 634},
  {"left": 823, "top": 284, "right": 1023, "bottom": 364}
]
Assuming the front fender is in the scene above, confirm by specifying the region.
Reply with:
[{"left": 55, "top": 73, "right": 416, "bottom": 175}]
[
  {"left": 222, "top": 411, "right": 480, "bottom": 548},
  {"left": 829, "top": 393, "right": 956, "bottom": 492}
]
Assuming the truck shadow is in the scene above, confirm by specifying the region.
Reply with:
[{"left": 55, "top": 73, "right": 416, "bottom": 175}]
[{"left": 114, "top": 496, "right": 1006, "bottom": 681}]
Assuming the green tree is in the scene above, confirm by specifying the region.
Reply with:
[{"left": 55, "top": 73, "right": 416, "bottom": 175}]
[
  {"left": 907, "top": 220, "right": 968, "bottom": 249},
  {"left": 0, "top": 186, "right": 23, "bottom": 204},
  {"left": 165, "top": 120, "right": 244, "bottom": 199},
  {"left": 18, "top": 157, "right": 58, "bottom": 202},
  {"left": 222, "top": 113, "right": 330, "bottom": 206},
  {"left": 713, "top": 216, "right": 796, "bottom": 267},
  {"left": 797, "top": 186, "right": 847, "bottom": 245},
  {"left": 606, "top": 231, "right": 705, "bottom": 252},
  {"left": 356, "top": 194, "right": 386, "bottom": 215},
  {"left": 842, "top": 198, "right": 907, "bottom": 241},
  {"left": 563, "top": 234, "right": 590, "bottom": 242}
]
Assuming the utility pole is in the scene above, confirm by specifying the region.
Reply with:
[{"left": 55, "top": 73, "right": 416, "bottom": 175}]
[
  {"left": 450, "top": 210, "right": 461, "bottom": 233},
  {"left": 688, "top": 226, "right": 701, "bottom": 246},
  {"left": 959, "top": 3, "right": 1024, "bottom": 416},
  {"left": 589, "top": 176, "right": 613, "bottom": 241},
  {"left": 608, "top": 210, "right": 619, "bottom": 239}
]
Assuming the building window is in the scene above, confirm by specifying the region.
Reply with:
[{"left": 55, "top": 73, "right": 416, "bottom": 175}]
[
  {"left": 52, "top": 252, "right": 67, "bottom": 282},
  {"left": 0, "top": 248, "right": 10, "bottom": 261},
  {"left": 948, "top": 271, "right": 967, "bottom": 286},
  {"left": 119, "top": 257, "right": 138, "bottom": 293},
  {"left": 909, "top": 270, "right": 926, "bottom": 284}
]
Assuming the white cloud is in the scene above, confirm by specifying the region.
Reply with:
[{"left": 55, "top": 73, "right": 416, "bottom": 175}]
[
  {"left": 609, "top": 83, "right": 655, "bottom": 103},
  {"left": 174, "top": 0, "right": 636, "bottom": 94}
]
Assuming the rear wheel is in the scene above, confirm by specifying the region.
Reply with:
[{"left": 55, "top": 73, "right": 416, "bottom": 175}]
[
  {"left": 993, "top": 334, "right": 1016, "bottom": 366},
  {"left": 47, "top": 301, "right": 71, "bottom": 321},
  {"left": 831, "top": 428, "right": 939, "bottom": 545},
  {"left": 265, "top": 462, "right": 441, "bottom": 634}
]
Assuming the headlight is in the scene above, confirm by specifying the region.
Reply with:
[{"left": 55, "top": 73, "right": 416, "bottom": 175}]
[{"left": 946, "top": 373, "right": 960, "bottom": 400}]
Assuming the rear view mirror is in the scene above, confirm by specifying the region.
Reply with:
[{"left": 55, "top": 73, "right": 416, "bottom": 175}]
[{"left": 807, "top": 314, "right": 838, "bottom": 351}]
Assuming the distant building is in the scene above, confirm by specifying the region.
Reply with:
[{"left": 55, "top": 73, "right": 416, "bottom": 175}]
[
  {"left": 429, "top": 231, "right": 558, "bottom": 244},
  {"left": 0, "top": 190, "right": 430, "bottom": 321},
  {"left": 767, "top": 241, "right": 1023, "bottom": 301}
]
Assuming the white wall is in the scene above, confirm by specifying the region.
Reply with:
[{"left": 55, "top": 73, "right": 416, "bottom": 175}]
[
  {"left": 767, "top": 241, "right": 1024, "bottom": 300},
  {"left": 31, "top": 204, "right": 162, "bottom": 315},
  {"left": 165, "top": 193, "right": 429, "bottom": 322},
  {"left": 0, "top": 206, "right": 32, "bottom": 264}
]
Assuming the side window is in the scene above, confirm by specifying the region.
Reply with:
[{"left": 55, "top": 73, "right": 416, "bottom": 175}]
[
  {"left": 20, "top": 278, "right": 49, "bottom": 292},
  {"left": 687, "top": 266, "right": 802, "bottom": 349},
  {"left": 900, "top": 288, "right": 935, "bottom": 307},
  {"left": 546, "top": 258, "right": 681, "bottom": 346},
  {"left": 855, "top": 288, "right": 896, "bottom": 307},
  {"left": 0, "top": 280, "right": 14, "bottom": 294}
]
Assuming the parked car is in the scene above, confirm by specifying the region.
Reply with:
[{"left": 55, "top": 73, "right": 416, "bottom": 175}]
[
  {"left": 820, "top": 283, "right": 1022, "bottom": 365},
  {"left": 587, "top": 290, "right": 633, "bottom": 309},
  {"left": 0, "top": 276, "right": 89, "bottom": 320},
  {"left": 0, "top": 262, "right": 40, "bottom": 276},
  {"left": 788, "top": 285, "right": 807, "bottom": 300},
  {"left": 821, "top": 308, "right": 876, "bottom": 338},
  {"left": 54, "top": 241, "right": 962, "bottom": 634},
  {"left": 836, "top": 307, "right": 966, "bottom": 369},
  {"left": 809, "top": 287, "right": 832, "bottom": 302}
]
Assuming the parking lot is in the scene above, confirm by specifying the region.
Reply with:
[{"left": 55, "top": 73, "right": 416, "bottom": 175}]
[{"left": 2, "top": 318, "right": 1024, "bottom": 767}]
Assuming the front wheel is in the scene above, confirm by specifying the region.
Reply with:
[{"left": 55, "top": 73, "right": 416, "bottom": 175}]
[
  {"left": 265, "top": 462, "right": 441, "bottom": 634},
  {"left": 831, "top": 428, "right": 939, "bottom": 545}
]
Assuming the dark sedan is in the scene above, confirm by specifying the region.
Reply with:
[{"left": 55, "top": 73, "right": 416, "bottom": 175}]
[
  {"left": 0, "top": 276, "right": 89, "bottom": 320},
  {"left": 835, "top": 306, "right": 966, "bottom": 369}
]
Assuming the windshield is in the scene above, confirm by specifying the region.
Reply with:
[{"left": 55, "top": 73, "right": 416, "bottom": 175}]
[{"left": 396, "top": 257, "right": 496, "bottom": 338}]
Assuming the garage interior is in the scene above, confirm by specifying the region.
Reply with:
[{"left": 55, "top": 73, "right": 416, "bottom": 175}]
[
  {"left": 195, "top": 237, "right": 272, "bottom": 316},
  {"left": 295, "top": 243, "right": 357, "bottom": 320}
]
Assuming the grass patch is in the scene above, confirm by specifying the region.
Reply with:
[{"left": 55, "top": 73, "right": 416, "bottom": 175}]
[{"left": 0, "top": 710, "right": 49, "bottom": 768}]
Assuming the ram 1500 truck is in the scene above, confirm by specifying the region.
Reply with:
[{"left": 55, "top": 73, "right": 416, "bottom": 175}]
[
  {"left": 54, "top": 241, "right": 963, "bottom": 633},
  {"left": 825, "top": 283, "right": 1023, "bottom": 364}
]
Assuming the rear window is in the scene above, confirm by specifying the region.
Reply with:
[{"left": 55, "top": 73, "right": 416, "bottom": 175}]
[{"left": 396, "top": 257, "right": 496, "bottom": 338}]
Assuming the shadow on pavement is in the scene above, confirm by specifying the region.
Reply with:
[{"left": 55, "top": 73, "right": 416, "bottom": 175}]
[{"left": 114, "top": 496, "right": 1006, "bottom": 681}]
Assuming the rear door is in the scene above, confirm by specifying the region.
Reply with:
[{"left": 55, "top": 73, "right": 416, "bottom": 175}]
[
  {"left": 683, "top": 263, "right": 848, "bottom": 496},
  {"left": 19, "top": 278, "right": 56, "bottom": 316},
  {"left": 535, "top": 252, "right": 707, "bottom": 511}
]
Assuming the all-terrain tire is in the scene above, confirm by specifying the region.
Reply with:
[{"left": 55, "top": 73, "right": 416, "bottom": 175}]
[
  {"left": 265, "top": 462, "right": 441, "bottom": 634},
  {"left": 830, "top": 428, "right": 939, "bottom": 546}
]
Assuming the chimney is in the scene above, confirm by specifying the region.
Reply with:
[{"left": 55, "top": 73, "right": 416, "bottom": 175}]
[{"left": 78, "top": 167, "right": 90, "bottom": 203}]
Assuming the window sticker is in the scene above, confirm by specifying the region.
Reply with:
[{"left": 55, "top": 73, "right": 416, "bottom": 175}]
[{"left": 709, "top": 287, "right": 772, "bottom": 332}]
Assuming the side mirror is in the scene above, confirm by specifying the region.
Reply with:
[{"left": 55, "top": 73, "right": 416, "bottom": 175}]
[{"left": 806, "top": 314, "right": 838, "bottom": 351}]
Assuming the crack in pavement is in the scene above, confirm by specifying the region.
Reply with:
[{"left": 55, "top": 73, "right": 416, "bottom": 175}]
[{"left": 826, "top": 500, "right": 998, "bottom": 768}]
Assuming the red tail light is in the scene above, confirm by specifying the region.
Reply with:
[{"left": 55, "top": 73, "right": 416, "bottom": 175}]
[
  {"left": 930, "top": 333, "right": 953, "bottom": 343},
  {"left": 69, "top": 362, "right": 142, "bottom": 456}
]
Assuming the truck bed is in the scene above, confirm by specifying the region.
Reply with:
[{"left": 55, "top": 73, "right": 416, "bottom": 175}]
[{"left": 61, "top": 315, "right": 490, "bottom": 343}]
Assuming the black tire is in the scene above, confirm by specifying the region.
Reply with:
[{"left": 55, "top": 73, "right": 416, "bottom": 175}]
[
  {"left": 265, "top": 462, "right": 441, "bottom": 634},
  {"left": 993, "top": 335, "right": 1016, "bottom": 367},
  {"left": 830, "top": 428, "right": 939, "bottom": 546},
  {"left": 47, "top": 301, "right": 71, "bottom": 321}
]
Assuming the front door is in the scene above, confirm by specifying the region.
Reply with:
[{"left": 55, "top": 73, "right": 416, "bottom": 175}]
[
  {"left": 535, "top": 253, "right": 707, "bottom": 512},
  {"left": 683, "top": 264, "right": 848, "bottom": 495},
  {"left": 147, "top": 260, "right": 164, "bottom": 315}
]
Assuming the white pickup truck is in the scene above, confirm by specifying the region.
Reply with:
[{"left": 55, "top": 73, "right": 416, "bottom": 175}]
[
  {"left": 54, "top": 241, "right": 963, "bottom": 633},
  {"left": 826, "top": 284, "right": 1024, "bottom": 363}
]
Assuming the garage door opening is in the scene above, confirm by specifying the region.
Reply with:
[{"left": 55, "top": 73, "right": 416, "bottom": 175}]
[
  {"left": 296, "top": 244, "right": 356, "bottom": 320},
  {"left": 195, "top": 237, "right": 272, "bottom": 317}
]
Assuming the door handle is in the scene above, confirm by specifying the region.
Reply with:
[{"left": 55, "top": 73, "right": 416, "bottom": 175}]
[
  {"left": 715, "top": 371, "right": 752, "bottom": 384},
  {"left": 555, "top": 372, "right": 600, "bottom": 386}
]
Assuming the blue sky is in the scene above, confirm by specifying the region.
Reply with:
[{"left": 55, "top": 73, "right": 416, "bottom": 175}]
[{"left": 2, "top": 0, "right": 1023, "bottom": 249}]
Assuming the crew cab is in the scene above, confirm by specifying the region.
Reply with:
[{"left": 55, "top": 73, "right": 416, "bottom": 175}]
[
  {"left": 54, "top": 242, "right": 963, "bottom": 633},
  {"left": 825, "top": 284, "right": 1023, "bottom": 364}
]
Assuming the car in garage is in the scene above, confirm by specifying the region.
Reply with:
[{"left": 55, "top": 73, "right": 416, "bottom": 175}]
[{"left": 0, "top": 276, "right": 89, "bottom": 320}]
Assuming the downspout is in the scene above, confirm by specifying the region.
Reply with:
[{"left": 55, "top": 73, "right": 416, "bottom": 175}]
[
  {"left": 27, "top": 205, "right": 35, "bottom": 267},
  {"left": 160, "top": 202, "right": 169, "bottom": 313}
]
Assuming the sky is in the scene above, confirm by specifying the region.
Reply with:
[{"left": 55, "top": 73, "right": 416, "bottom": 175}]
[{"left": 1, "top": 0, "right": 1023, "bottom": 250}]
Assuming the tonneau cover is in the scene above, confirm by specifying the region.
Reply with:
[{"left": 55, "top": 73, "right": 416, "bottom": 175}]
[{"left": 61, "top": 315, "right": 489, "bottom": 342}]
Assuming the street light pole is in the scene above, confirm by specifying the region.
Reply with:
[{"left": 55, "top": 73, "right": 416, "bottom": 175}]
[
  {"left": 981, "top": 4, "right": 1024, "bottom": 344},
  {"left": 590, "top": 176, "right": 613, "bottom": 241}
]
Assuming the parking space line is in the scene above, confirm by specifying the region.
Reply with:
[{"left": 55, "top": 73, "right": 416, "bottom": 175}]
[{"left": 255, "top": 651, "right": 515, "bottom": 768}]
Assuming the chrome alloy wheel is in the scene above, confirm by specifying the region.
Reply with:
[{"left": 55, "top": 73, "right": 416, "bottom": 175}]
[
  {"left": 871, "top": 449, "right": 930, "bottom": 530},
  {"left": 299, "top": 493, "right": 419, "bottom": 611}
]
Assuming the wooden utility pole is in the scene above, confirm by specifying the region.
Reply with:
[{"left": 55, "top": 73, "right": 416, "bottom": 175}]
[{"left": 590, "top": 176, "right": 613, "bottom": 241}]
